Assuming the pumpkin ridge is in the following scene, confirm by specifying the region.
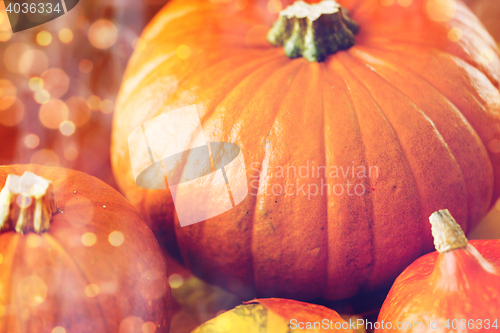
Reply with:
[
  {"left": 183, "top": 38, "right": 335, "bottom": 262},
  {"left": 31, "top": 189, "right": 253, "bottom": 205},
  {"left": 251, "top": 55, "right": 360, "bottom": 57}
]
[
  {"left": 357, "top": 40, "right": 499, "bottom": 90},
  {"left": 357, "top": 43, "right": 496, "bottom": 198},
  {"left": 251, "top": 62, "right": 306, "bottom": 295},
  {"left": 196, "top": 55, "right": 293, "bottom": 126},
  {"left": 43, "top": 234, "right": 111, "bottom": 333},
  {"left": 319, "top": 62, "right": 330, "bottom": 294},
  {"left": 339, "top": 52, "right": 468, "bottom": 249},
  {"left": 324, "top": 59, "right": 377, "bottom": 293},
  {"left": 344, "top": 49, "right": 478, "bottom": 233}
]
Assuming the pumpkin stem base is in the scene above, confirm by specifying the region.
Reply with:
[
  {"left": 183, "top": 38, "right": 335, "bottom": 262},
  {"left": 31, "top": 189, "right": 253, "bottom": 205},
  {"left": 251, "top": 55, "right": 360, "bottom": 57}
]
[
  {"left": 267, "top": 0, "right": 359, "bottom": 62},
  {"left": 0, "top": 171, "right": 56, "bottom": 234},
  {"left": 429, "top": 209, "right": 468, "bottom": 253}
]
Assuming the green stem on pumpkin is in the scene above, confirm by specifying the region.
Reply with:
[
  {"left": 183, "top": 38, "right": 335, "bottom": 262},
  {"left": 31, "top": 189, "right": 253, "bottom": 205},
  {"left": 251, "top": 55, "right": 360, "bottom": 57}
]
[
  {"left": 0, "top": 172, "right": 56, "bottom": 234},
  {"left": 267, "top": 0, "right": 359, "bottom": 62},
  {"left": 429, "top": 209, "right": 468, "bottom": 253}
]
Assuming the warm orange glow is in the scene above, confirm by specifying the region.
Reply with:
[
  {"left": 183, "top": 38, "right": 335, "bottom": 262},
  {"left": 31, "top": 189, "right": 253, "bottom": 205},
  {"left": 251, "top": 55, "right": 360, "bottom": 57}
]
[
  {"left": 398, "top": 0, "right": 412, "bottom": 7},
  {"left": 88, "top": 19, "right": 118, "bottom": 49},
  {"left": 24, "top": 134, "right": 40, "bottom": 149},
  {"left": 479, "top": 49, "right": 495, "bottom": 66},
  {"left": 381, "top": 0, "right": 394, "bottom": 6},
  {"left": 234, "top": 0, "right": 248, "bottom": 10},
  {"left": 41, "top": 68, "right": 70, "bottom": 98},
  {"left": 87, "top": 95, "right": 102, "bottom": 110},
  {"left": 267, "top": 0, "right": 282, "bottom": 13},
  {"left": 81, "top": 232, "right": 97, "bottom": 247},
  {"left": 100, "top": 99, "right": 114, "bottom": 114},
  {"left": 176, "top": 45, "right": 192, "bottom": 59},
  {"left": 132, "top": 38, "right": 147, "bottom": 53},
  {"left": 66, "top": 96, "right": 91, "bottom": 126},
  {"left": 0, "top": 79, "right": 17, "bottom": 110},
  {"left": 78, "top": 59, "right": 93, "bottom": 73},
  {"left": 17, "top": 275, "right": 48, "bottom": 307},
  {"left": 64, "top": 146, "right": 79, "bottom": 161},
  {"left": 3, "top": 43, "right": 31, "bottom": 73},
  {"left": 36, "top": 31, "right": 52, "bottom": 46},
  {"left": 39, "top": 99, "right": 69, "bottom": 129},
  {"left": 0, "top": 254, "right": 3, "bottom": 265},
  {"left": 58, "top": 28, "right": 74, "bottom": 44},
  {"left": 0, "top": 98, "right": 25, "bottom": 126},
  {"left": 85, "top": 284, "right": 100, "bottom": 298},
  {"left": 19, "top": 50, "right": 50, "bottom": 77},
  {"left": 30, "top": 149, "right": 60, "bottom": 166},
  {"left": 27, "top": 234, "right": 43, "bottom": 248},
  {"left": 108, "top": 231, "right": 125, "bottom": 247}
]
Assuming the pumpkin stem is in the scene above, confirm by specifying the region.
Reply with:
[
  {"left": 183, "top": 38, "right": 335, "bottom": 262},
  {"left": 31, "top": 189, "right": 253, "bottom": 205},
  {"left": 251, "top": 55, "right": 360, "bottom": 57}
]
[
  {"left": 429, "top": 209, "right": 468, "bottom": 253},
  {"left": 0, "top": 172, "right": 56, "bottom": 234},
  {"left": 267, "top": 0, "right": 359, "bottom": 62}
]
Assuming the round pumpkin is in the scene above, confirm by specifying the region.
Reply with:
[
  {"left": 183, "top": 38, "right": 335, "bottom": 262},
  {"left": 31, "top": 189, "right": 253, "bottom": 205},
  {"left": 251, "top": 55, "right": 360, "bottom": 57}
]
[
  {"left": 376, "top": 209, "right": 500, "bottom": 332},
  {"left": 111, "top": 0, "right": 500, "bottom": 300},
  {"left": 0, "top": 165, "right": 171, "bottom": 332}
]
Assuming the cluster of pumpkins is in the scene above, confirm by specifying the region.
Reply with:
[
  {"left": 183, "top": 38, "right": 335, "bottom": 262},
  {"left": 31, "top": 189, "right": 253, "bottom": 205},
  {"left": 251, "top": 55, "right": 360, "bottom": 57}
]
[{"left": 1, "top": 0, "right": 500, "bottom": 332}]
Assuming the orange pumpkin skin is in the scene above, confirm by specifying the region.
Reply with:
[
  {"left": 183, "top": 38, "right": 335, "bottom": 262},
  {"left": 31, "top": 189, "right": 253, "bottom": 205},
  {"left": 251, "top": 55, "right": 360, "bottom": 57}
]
[
  {"left": 0, "top": 165, "right": 171, "bottom": 332},
  {"left": 376, "top": 240, "right": 500, "bottom": 332},
  {"left": 111, "top": 0, "right": 500, "bottom": 300}
]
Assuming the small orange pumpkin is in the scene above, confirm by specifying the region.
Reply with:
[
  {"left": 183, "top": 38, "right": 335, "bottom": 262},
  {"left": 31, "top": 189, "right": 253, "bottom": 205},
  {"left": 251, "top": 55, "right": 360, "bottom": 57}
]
[
  {"left": 192, "top": 298, "right": 355, "bottom": 332},
  {"left": 0, "top": 165, "right": 171, "bottom": 332},
  {"left": 376, "top": 209, "right": 500, "bottom": 333}
]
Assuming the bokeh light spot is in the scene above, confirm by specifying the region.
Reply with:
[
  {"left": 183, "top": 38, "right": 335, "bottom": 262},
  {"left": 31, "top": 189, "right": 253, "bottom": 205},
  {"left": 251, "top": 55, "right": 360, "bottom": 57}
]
[
  {"left": 142, "top": 322, "right": 157, "bottom": 333},
  {"left": 176, "top": 45, "right": 191, "bottom": 59},
  {"left": 36, "top": 31, "right": 52, "bottom": 46},
  {"left": 30, "top": 149, "right": 60, "bottom": 166},
  {"left": 267, "top": 0, "right": 282, "bottom": 13},
  {"left": 34, "top": 90, "right": 51, "bottom": 104},
  {"left": 29, "top": 77, "right": 44, "bottom": 91},
  {"left": 39, "top": 99, "right": 69, "bottom": 129},
  {"left": 88, "top": 19, "right": 118, "bottom": 49},
  {"left": 41, "top": 68, "right": 70, "bottom": 99},
  {"left": 426, "top": 0, "right": 456, "bottom": 22},
  {"left": 66, "top": 96, "right": 91, "bottom": 127},
  {"left": 19, "top": 50, "right": 49, "bottom": 77},
  {"left": 17, "top": 276, "right": 47, "bottom": 307},
  {"left": 100, "top": 99, "right": 114, "bottom": 114},
  {"left": 381, "top": 0, "right": 394, "bottom": 6},
  {"left": 85, "top": 284, "right": 100, "bottom": 298},
  {"left": 168, "top": 274, "right": 184, "bottom": 289},
  {"left": 119, "top": 316, "right": 144, "bottom": 333},
  {"left": 398, "top": 0, "right": 412, "bottom": 7},
  {"left": 87, "top": 95, "right": 101, "bottom": 110},
  {"left": 24, "top": 134, "right": 40, "bottom": 149},
  {"left": 108, "top": 231, "right": 124, "bottom": 247},
  {"left": 59, "top": 120, "right": 76, "bottom": 136},
  {"left": 59, "top": 28, "right": 73, "bottom": 44},
  {"left": 52, "top": 327, "right": 66, "bottom": 333},
  {"left": 63, "top": 196, "right": 93, "bottom": 226},
  {"left": 81, "top": 233, "right": 97, "bottom": 247},
  {"left": 64, "top": 146, "right": 79, "bottom": 161},
  {"left": 447, "top": 27, "right": 462, "bottom": 42},
  {"left": 78, "top": 59, "right": 93, "bottom": 73}
]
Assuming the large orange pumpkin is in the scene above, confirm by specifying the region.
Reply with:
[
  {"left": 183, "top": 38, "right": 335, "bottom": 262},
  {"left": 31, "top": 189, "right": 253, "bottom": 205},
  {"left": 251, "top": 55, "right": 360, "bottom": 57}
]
[
  {"left": 111, "top": 0, "right": 500, "bottom": 300},
  {"left": 0, "top": 165, "right": 171, "bottom": 332}
]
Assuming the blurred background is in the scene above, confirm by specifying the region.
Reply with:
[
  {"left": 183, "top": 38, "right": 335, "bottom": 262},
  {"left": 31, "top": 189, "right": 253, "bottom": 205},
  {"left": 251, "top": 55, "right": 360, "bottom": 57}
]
[{"left": 0, "top": 0, "right": 499, "bottom": 332}]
